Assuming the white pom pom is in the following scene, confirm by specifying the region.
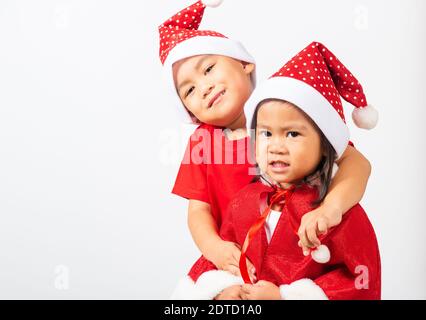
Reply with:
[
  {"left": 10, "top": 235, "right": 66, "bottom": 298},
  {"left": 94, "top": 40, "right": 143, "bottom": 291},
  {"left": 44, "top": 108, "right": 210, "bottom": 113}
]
[
  {"left": 352, "top": 104, "right": 378, "bottom": 130},
  {"left": 201, "top": 0, "right": 224, "bottom": 8},
  {"left": 311, "top": 245, "right": 330, "bottom": 264}
]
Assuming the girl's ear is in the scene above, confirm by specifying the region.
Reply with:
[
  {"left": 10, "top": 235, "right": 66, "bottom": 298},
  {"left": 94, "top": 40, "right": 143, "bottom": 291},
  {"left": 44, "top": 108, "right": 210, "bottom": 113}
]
[{"left": 242, "top": 62, "right": 255, "bottom": 75}]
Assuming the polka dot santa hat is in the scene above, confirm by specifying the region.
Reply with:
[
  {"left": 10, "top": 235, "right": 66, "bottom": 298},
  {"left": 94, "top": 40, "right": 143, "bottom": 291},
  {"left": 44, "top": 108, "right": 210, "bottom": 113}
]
[
  {"left": 158, "top": 0, "right": 255, "bottom": 123},
  {"left": 246, "top": 41, "right": 378, "bottom": 159}
]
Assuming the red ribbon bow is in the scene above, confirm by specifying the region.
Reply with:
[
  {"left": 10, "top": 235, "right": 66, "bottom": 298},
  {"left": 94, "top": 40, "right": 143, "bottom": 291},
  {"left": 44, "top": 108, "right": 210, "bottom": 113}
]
[{"left": 239, "top": 184, "right": 295, "bottom": 284}]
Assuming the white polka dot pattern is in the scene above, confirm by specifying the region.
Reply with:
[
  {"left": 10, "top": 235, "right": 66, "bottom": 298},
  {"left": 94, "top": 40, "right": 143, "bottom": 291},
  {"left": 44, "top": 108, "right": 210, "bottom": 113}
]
[
  {"left": 158, "top": 1, "right": 227, "bottom": 64},
  {"left": 272, "top": 42, "right": 368, "bottom": 123}
]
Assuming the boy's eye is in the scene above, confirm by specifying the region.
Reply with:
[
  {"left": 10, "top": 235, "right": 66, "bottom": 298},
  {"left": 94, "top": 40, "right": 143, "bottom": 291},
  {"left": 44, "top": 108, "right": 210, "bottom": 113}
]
[
  {"left": 185, "top": 86, "right": 195, "bottom": 98},
  {"left": 286, "top": 131, "right": 300, "bottom": 138},
  {"left": 204, "top": 64, "right": 215, "bottom": 75}
]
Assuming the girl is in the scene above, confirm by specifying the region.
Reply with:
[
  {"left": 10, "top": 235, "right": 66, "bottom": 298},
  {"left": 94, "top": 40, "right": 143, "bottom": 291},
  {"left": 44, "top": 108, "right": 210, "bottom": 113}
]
[
  {"left": 173, "top": 41, "right": 380, "bottom": 300},
  {"left": 160, "top": 1, "right": 376, "bottom": 292}
]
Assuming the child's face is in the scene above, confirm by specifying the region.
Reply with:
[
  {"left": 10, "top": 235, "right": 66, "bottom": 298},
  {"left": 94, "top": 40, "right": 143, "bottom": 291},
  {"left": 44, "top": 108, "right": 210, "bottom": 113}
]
[
  {"left": 173, "top": 55, "right": 254, "bottom": 127},
  {"left": 255, "top": 100, "right": 323, "bottom": 188}
]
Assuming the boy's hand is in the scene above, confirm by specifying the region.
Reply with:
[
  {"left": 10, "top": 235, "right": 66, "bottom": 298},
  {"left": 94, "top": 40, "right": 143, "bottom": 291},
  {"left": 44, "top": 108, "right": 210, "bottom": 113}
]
[
  {"left": 215, "top": 285, "right": 243, "bottom": 300},
  {"left": 208, "top": 240, "right": 257, "bottom": 283},
  {"left": 241, "top": 280, "right": 281, "bottom": 300},
  {"left": 297, "top": 204, "right": 343, "bottom": 255}
]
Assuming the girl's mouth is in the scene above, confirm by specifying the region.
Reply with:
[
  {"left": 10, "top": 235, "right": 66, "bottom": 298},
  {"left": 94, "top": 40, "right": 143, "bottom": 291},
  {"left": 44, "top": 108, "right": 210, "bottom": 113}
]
[{"left": 269, "top": 161, "right": 290, "bottom": 173}]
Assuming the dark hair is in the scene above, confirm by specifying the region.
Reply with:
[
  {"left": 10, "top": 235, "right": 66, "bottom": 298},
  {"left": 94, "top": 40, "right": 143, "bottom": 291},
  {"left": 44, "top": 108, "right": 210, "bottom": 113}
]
[{"left": 250, "top": 99, "right": 337, "bottom": 206}]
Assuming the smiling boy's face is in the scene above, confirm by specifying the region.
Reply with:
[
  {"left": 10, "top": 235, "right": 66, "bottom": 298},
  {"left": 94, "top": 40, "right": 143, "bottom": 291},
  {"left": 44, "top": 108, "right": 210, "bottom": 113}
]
[
  {"left": 255, "top": 100, "right": 323, "bottom": 188},
  {"left": 173, "top": 55, "right": 255, "bottom": 127}
]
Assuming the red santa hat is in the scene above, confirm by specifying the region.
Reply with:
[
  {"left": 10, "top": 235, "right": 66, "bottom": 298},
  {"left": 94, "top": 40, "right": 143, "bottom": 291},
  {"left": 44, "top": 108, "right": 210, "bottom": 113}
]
[
  {"left": 158, "top": 0, "right": 256, "bottom": 123},
  {"left": 246, "top": 41, "right": 378, "bottom": 159}
]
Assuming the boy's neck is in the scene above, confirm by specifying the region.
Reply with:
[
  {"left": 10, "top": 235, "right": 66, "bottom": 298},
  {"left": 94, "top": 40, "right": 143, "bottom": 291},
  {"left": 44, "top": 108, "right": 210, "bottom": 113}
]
[
  {"left": 226, "top": 111, "right": 246, "bottom": 131},
  {"left": 223, "top": 112, "right": 247, "bottom": 140}
]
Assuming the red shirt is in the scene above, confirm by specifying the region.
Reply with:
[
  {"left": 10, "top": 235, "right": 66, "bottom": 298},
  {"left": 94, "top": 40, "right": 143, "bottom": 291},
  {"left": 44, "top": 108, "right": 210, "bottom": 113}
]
[{"left": 172, "top": 124, "right": 255, "bottom": 228}]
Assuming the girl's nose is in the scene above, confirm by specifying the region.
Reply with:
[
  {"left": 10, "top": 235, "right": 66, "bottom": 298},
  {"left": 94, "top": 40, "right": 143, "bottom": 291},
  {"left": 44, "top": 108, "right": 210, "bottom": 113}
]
[{"left": 269, "top": 139, "right": 288, "bottom": 154}]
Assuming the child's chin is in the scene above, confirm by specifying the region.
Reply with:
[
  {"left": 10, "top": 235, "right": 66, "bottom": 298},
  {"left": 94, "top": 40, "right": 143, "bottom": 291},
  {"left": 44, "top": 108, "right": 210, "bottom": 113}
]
[{"left": 269, "top": 173, "right": 291, "bottom": 184}]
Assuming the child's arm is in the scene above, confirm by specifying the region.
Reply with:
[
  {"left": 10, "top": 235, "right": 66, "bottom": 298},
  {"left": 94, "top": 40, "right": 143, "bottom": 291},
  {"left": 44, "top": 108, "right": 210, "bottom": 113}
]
[
  {"left": 188, "top": 199, "right": 224, "bottom": 263},
  {"left": 188, "top": 200, "right": 256, "bottom": 280},
  {"left": 297, "top": 145, "right": 371, "bottom": 254}
]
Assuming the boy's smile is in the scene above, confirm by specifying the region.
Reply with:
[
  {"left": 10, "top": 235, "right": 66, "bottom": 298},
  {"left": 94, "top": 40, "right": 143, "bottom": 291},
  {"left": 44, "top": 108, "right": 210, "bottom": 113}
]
[{"left": 208, "top": 89, "right": 226, "bottom": 109}]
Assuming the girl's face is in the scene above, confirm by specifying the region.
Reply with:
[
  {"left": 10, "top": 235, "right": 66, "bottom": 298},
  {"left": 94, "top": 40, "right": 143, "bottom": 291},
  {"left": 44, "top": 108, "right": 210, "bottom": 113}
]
[
  {"left": 173, "top": 55, "right": 254, "bottom": 127},
  {"left": 255, "top": 100, "right": 323, "bottom": 188}
]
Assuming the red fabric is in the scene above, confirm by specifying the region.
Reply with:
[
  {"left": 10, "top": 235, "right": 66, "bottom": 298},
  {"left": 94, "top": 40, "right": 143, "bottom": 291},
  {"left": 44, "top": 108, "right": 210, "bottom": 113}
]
[
  {"left": 239, "top": 185, "right": 295, "bottom": 284},
  {"left": 172, "top": 123, "right": 254, "bottom": 228},
  {"left": 272, "top": 41, "right": 369, "bottom": 121},
  {"left": 158, "top": 1, "right": 227, "bottom": 64},
  {"left": 189, "top": 181, "right": 381, "bottom": 300}
]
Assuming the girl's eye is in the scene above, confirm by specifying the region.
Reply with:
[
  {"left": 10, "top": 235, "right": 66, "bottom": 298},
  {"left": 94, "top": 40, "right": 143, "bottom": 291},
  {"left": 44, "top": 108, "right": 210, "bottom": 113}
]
[
  {"left": 259, "top": 130, "right": 272, "bottom": 137},
  {"left": 204, "top": 64, "right": 215, "bottom": 75},
  {"left": 287, "top": 131, "right": 299, "bottom": 138},
  {"left": 185, "top": 86, "right": 195, "bottom": 98}
]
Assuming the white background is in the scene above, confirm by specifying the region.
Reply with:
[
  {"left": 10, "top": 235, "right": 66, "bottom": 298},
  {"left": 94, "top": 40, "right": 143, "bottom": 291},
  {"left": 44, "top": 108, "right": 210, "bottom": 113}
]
[{"left": 0, "top": 0, "right": 425, "bottom": 299}]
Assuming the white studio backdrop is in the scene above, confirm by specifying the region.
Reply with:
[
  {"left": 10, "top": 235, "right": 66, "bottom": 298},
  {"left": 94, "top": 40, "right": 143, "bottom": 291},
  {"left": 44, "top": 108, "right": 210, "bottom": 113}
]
[{"left": 0, "top": 0, "right": 425, "bottom": 299}]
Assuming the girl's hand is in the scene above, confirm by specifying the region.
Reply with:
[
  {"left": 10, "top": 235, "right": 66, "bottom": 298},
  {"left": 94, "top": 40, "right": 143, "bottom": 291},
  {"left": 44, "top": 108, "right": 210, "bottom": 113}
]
[
  {"left": 241, "top": 280, "right": 281, "bottom": 300},
  {"left": 297, "top": 204, "right": 343, "bottom": 255},
  {"left": 208, "top": 240, "right": 257, "bottom": 282},
  {"left": 214, "top": 285, "right": 243, "bottom": 300}
]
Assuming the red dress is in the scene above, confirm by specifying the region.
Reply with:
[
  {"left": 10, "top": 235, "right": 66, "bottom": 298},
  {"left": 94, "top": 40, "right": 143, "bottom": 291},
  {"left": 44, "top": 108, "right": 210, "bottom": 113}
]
[{"left": 173, "top": 181, "right": 381, "bottom": 300}]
